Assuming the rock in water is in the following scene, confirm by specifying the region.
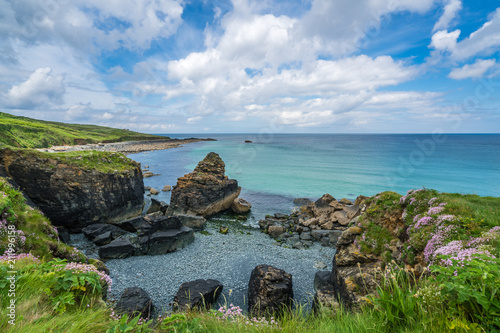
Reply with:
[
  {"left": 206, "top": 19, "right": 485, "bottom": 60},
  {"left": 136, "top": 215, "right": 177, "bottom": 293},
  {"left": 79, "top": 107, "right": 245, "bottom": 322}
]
[
  {"left": 231, "top": 197, "right": 252, "bottom": 213},
  {"left": 0, "top": 149, "right": 143, "bottom": 231},
  {"left": 116, "top": 287, "right": 154, "bottom": 319},
  {"left": 248, "top": 264, "right": 293, "bottom": 317},
  {"left": 173, "top": 279, "right": 223, "bottom": 311},
  {"left": 166, "top": 152, "right": 241, "bottom": 217}
]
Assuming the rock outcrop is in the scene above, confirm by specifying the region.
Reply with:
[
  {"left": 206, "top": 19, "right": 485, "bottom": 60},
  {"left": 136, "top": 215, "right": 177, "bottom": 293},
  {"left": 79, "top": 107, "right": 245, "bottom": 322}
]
[
  {"left": 330, "top": 192, "right": 405, "bottom": 308},
  {"left": 173, "top": 279, "right": 223, "bottom": 311},
  {"left": 0, "top": 148, "right": 144, "bottom": 231},
  {"left": 248, "top": 265, "right": 293, "bottom": 317},
  {"left": 95, "top": 214, "right": 194, "bottom": 260},
  {"left": 258, "top": 194, "right": 367, "bottom": 249},
  {"left": 166, "top": 152, "right": 241, "bottom": 217}
]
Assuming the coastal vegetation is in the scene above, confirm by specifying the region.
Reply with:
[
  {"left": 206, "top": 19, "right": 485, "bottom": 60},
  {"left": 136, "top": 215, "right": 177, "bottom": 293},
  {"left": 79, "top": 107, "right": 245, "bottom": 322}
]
[
  {"left": 0, "top": 112, "right": 164, "bottom": 149},
  {"left": 1, "top": 178, "right": 499, "bottom": 332}
]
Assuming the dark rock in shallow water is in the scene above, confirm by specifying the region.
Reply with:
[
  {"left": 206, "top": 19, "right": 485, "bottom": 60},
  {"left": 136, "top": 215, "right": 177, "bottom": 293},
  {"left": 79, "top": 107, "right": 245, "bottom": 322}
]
[
  {"left": 99, "top": 237, "right": 135, "bottom": 260},
  {"left": 116, "top": 287, "right": 154, "bottom": 319},
  {"left": 173, "top": 279, "right": 223, "bottom": 311},
  {"left": 0, "top": 149, "right": 143, "bottom": 231},
  {"left": 293, "top": 198, "right": 312, "bottom": 206},
  {"left": 166, "top": 152, "right": 241, "bottom": 217},
  {"left": 248, "top": 264, "right": 293, "bottom": 317}
]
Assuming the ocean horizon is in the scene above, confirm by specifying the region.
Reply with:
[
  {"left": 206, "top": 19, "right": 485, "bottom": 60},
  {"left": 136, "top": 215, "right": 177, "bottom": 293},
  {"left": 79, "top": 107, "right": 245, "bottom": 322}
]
[{"left": 132, "top": 133, "right": 500, "bottom": 226}]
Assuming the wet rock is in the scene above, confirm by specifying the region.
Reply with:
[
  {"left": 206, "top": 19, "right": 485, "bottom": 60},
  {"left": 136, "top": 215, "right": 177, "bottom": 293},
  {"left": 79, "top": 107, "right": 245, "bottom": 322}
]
[
  {"left": 114, "top": 217, "right": 145, "bottom": 233},
  {"left": 315, "top": 194, "right": 335, "bottom": 208},
  {"left": 248, "top": 265, "right": 293, "bottom": 317},
  {"left": 162, "top": 185, "right": 172, "bottom": 192},
  {"left": 149, "top": 188, "right": 160, "bottom": 195},
  {"left": 293, "top": 198, "right": 312, "bottom": 206},
  {"left": 82, "top": 224, "right": 127, "bottom": 244},
  {"left": 143, "top": 171, "right": 154, "bottom": 178},
  {"left": 173, "top": 279, "right": 223, "bottom": 311},
  {"left": 146, "top": 198, "right": 168, "bottom": 214}
]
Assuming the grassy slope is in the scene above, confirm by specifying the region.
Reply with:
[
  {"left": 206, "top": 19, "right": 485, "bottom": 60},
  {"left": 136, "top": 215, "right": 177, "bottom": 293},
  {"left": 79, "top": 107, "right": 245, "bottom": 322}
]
[
  {"left": 3, "top": 148, "right": 139, "bottom": 173},
  {"left": 0, "top": 112, "right": 165, "bottom": 148},
  {"left": 1, "top": 184, "right": 498, "bottom": 332}
]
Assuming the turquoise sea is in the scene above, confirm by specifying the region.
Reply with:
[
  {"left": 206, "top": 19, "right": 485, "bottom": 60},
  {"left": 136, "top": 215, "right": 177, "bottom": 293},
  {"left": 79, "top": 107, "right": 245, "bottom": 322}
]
[{"left": 130, "top": 134, "right": 500, "bottom": 226}]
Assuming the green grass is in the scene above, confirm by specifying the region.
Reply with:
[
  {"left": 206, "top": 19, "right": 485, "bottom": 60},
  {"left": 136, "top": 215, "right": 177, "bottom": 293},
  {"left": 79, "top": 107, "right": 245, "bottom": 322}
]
[
  {"left": 1, "top": 183, "right": 498, "bottom": 332},
  {"left": 3, "top": 148, "right": 139, "bottom": 174},
  {"left": 0, "top": 112, "right": 165, "bottom": 148}
]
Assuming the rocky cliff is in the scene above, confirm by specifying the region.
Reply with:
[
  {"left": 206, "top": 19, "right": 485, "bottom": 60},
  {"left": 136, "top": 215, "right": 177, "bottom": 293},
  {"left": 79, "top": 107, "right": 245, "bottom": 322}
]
[
  {"left": 0, "top": 148, "right": 144, "bottom": 231},
  {"left": 166, "top": 152, "right": 241, "bottom": 217}
]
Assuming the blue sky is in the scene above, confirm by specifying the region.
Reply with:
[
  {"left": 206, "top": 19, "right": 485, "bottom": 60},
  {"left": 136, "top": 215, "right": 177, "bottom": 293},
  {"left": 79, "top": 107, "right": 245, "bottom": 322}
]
[{"left": 0, "top": 0, "right": 499, "bottom": 133}]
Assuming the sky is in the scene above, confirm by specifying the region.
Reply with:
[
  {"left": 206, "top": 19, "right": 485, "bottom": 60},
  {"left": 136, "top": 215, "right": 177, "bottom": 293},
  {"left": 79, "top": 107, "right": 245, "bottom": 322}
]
[{"left": 0, "top": 0, "right": 499, "bottom": 134}]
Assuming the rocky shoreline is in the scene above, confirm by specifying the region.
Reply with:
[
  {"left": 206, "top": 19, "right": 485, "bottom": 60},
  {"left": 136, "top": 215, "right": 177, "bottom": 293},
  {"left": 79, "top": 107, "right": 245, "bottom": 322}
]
[{"left": 37, "top": 137, "right": 216, "bottom": 155}]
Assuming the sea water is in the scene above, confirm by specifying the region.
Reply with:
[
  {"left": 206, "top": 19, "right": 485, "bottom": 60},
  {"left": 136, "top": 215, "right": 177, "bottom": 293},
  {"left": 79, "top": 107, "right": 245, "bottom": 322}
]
[{"left": 130, "top": 134, "right": 500, "bottom": 226}]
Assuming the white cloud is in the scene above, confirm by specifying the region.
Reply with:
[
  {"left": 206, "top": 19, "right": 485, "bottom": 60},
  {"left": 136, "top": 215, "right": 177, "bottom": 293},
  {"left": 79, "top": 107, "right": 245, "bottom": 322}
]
[
  {"left": 451, "top": 8, "right": 500, "bottom": 60},
  {"left": 433, "top": 0, "right": 462, "bottom": 32},
  {"left": 448, "top": 59, "right": 496, "bottom": 79},
  {"left": 429, "top": 29, "right": 460, "bottom": 51},
  {"left": 7, "top": 67, "right": 65, "bottom": 108}
]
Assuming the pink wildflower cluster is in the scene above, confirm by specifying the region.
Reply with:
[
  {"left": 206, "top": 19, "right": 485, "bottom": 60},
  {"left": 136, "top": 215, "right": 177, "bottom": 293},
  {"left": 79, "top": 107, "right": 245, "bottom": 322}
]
[
  {"left": 217, "top": 304, "right": 280, "bottom": 329},
  {"left": 217, "top": 304, "right": 244, "bottom": 321},
  {"left": 433, "top": 239, "right": 496, "bottom": 267},
  {"left": 423, "top": 225, "right": 456, "bottom": 263},
  {"left": 0, "top": 219, "right": 26, "bottom": 250},
  {"left": 0, "top": 252, "right": 40, "bottom": 263},
  {"left": 414, "top": 216, "right": 434, "bottom": 230},
  {"left": 63, "top": 262, "right": 113, "bottom": 291},
  {"left": 428, "top": 206, "right": 445, "bottom": 215}
]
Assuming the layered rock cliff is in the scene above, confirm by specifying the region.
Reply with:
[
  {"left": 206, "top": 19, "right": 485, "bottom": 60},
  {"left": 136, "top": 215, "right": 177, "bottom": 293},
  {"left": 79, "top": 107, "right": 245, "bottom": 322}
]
[
  {"left": 0, "top": 148, "right": 144, "bottom": 231},
  {"left": 166, "top": 152, "right": 241, "bottom": 217}
]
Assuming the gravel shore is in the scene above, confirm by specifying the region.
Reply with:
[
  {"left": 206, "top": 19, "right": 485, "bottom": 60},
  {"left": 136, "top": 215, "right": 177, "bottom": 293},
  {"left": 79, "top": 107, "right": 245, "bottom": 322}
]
[
  {"left": 103, "top": 222, "right": 335, "bottom": 313},
  {"left": 38, "top": 138, "right": 215, "bottom": 155}
]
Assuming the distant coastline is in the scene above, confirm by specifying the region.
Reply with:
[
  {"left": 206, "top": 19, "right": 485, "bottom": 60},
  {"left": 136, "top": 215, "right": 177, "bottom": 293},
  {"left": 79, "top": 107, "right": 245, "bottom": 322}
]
[{"left": 36, "top": 137, "right": 216, "bottom": 155}]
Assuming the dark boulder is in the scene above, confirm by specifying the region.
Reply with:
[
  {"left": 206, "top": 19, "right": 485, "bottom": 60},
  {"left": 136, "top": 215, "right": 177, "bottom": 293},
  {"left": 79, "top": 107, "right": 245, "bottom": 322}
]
[
  {"left": 172, "top": 279, "right": 223, "bottom": 311},
  {"left": 116, "top": 287, "right": 154, "bottom": 319},
  {"left": 314, "top": 271, "right": 332, "bottom": 291},
  {"left": 145, "top": 227, "right": 194, "bottom": 255},
  {"left": 98, "top": 237, "right": 135, "bottom": 260},
  {"left": 248, "top": 265, "right": 293, "bottom": 317},
  {"left": 82, "top": 224, "right": 127, "bottom": 245},
  {"left": 57, "top": 227, "right": 71, "bottom": 243},
  {"left": 113, "top": 216, "right": 145, "bottom": 233},
  {"left": 166, "top": 152, "right": 241, "bottom": 217},
  {"left": 146, "top": 198, "right": 168, "bottom": 214}
]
